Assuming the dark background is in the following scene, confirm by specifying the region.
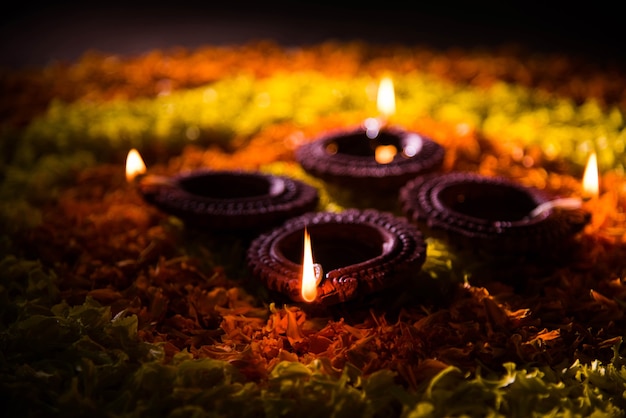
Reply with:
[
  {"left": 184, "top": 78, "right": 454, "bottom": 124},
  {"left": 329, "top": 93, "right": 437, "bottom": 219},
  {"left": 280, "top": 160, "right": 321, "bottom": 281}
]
[{"left": 0, "top": 2, "right": 624, "bottom": 69}]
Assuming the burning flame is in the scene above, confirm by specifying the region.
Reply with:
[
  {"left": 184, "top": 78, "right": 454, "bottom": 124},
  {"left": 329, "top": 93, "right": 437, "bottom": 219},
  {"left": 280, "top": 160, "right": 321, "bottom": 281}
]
[
  {"left": 365, "top": 76, "right": 396, "bottom": 138},
  {"left": 377, "top": 76, "right": 396, "bottom": 119},
  {"left": 301, "top": 227, "right": 318, "bottom": 302},
  {"left": 582, "top": 152, "right": 599, "bottom": 199},
  {"left": 372, "top": 77, "right": 398, "bottom": 163},
  {"left": 126, "top": 148, "right": 147, "bottom": 182},
  {"left": 375, "top": 144, "right": 397, "bottom": 164}
]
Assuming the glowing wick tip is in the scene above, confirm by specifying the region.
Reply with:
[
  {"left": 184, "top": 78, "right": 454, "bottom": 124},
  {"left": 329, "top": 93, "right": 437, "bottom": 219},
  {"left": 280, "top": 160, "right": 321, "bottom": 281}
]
[{"left": 375, "top": 145, "right": 397, "bottom": 164}]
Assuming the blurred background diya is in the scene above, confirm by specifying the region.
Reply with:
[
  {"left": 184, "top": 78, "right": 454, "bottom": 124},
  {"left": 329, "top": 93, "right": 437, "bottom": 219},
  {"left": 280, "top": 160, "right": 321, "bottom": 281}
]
[
  {"left": 126, "top": 149, "right": 319, "bottom": 231},
  {"left": 399, "top": 171, "right": 591, "bottom": 257},
  {"left": 246, "top": 209, "right": 427, "bottom": 306},
  {"left": 295, "top": 77, "right": 445, "bottom": 195},
  {"left": 296, "top": 126, "right": 444, "bottom": 190}
]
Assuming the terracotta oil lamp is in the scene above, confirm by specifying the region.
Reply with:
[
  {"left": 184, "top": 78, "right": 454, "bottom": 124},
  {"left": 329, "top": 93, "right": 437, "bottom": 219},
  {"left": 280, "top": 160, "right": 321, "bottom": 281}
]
[
  {"left": 126, "top": 149, "right": 319, "bottom": 231},
  {"left": 246, "top": 208, "right": 427, "bottom": 305},
  {"left": 399, "top": 172, "right": 591, "bottom": 257}
]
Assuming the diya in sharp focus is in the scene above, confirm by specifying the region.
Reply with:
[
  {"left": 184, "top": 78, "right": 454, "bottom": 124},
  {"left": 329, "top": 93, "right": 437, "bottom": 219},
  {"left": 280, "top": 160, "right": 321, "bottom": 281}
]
[
  {"left": 295, "top": 77, "right": 445, "bottom": 192},
  {"left": 399, "top": 171, "right": 591, "bottom": 257},
  {"left": 246, "top": 209, "right": 428, "bottom": 306},
  {"left": 126, "top": 149, "right": 319, "bottom": 231}
]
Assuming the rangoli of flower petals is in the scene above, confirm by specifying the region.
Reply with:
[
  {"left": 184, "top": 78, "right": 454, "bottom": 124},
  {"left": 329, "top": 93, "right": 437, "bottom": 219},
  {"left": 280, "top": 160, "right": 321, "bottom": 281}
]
[{"left": 1, "top": 41, "right": 626, "bottom": 417}]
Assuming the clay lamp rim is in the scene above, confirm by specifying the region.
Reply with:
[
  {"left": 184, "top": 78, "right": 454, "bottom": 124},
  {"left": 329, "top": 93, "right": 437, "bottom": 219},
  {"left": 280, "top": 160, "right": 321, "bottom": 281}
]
[
  {"left": 139, "top": 169, "right": 319, "bottom": 231},
  {"left": 316, "top": 127, "right": 431, "bottom": 163},
  {"left": 149, "top": 169, "right": 289, "bottom": 203},
  {"left": 246, "top": 209, "right": 428, "bottom": 305},
  {"left": 295, "top": 126, "right": 445, "bottom": 189},
  {"left": 269, "top": 221, "right": 398, "bottom": 272}
]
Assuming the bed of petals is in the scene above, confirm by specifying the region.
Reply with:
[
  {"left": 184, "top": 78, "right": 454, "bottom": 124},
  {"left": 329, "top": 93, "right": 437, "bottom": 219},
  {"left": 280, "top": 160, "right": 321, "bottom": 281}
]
[{"left": 1, "top": 41, "right": 626, "bottom": 417}]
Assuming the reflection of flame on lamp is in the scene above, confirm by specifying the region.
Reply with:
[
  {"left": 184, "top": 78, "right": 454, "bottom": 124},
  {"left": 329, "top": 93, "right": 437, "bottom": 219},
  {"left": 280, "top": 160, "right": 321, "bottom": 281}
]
[
  {"left": 126, "top": 148, "right": 147, "bottom": 182},
  {"left": 301, "top": 227, "right": 318, "bottom": 302},
  {"left": 582, "top": 151, "right": 599, "bottom": 199}
]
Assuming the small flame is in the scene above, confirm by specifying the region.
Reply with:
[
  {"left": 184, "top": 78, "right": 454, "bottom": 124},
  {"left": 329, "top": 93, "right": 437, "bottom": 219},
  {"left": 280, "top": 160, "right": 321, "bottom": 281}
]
[
  {"left": 126, "top": 148, "right": 147, "bottom": 183},
  {"left": 582, "top": 152, "right": 599, "bottom": 199},
  {"left": 377, "top": 76, "right": 396, "bottom": 119},
  {"left": 301, "top": 227, "right": 318, "bottom": 302},
  {"left": 375, "top": 144, "right": 397, "bottom": 164}
]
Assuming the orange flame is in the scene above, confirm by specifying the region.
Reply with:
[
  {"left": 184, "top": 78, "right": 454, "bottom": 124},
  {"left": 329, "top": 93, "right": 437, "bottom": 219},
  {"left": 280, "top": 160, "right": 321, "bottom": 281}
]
[
  {"left": 377, "top": 76, "right": 396, "bottom": 119},
  {"left": 301, "top": 227, "right": 317, "bottom": 302},
  {"left": 582, "top": 152, "right": 599, "bottom": 199},
  {"left": 126, "top": 149, "right": 147, "bottom": 183}
]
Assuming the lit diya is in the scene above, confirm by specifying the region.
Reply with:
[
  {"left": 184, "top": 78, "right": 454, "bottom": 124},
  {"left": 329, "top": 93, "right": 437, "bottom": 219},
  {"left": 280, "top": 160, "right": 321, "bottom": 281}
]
[
  {"left": 126, "top": 149, "right": 319, "bottom": 231},
  {"left": 399, "top": 171, "right": 591, "bottom": 256},
  {"left": 246, "top": 208, "right": 427, "bottom": 305},
  {"left": 295, "top": 77, "right": 444, "bottom": 191}
]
